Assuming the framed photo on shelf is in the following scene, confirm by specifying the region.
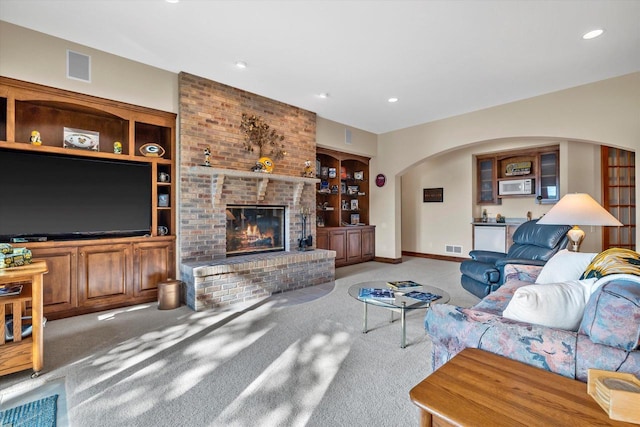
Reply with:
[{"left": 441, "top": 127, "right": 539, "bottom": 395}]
[
  {"left": 423, "top": 187, "right": 444, "bottom": 203},
  {"left": 350, "top": 213, "right": 360, "bottom": 225},
  {"left": 354, "top": 171, "right": 364, "bottom": 180},
  {"left": 350, "top": 199, "right": 359, "bottom": 210},
  {"left": 340, "top": 182, "right": 347, "bottom": 194},
  {"left": 347, "top": 185, "right": 359, "bottom": 195},
  {"left": 328, "top": 167, "right": 337, "bottom": 178}
]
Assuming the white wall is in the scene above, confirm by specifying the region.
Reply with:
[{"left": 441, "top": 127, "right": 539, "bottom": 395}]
[
  {"left": 316, "top": 117, "right": 377, "bottom": 157},
  {"left": 377, "top": 72, "right": 640, "bottom": 260},
  {"left": 0, "top": 21, "right": 178, "bottom": 113}
]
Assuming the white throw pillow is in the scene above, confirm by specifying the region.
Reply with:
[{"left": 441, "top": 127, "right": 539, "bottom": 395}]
[
  {"left": 535, "top": 250, "right": 597, "bottom": 284},
  {"left": 502, "top": 279, "right": 597, "bottom": 331}
]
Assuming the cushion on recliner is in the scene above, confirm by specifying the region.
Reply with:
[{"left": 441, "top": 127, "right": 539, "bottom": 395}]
[
  {"left": 578, "top": 279, "right": 640, "bottom": 351},
  {"left": 511, "top": 221, "right": 570, "bottom": 249}
]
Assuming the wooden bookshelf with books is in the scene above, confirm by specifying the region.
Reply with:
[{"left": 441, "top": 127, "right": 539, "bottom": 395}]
[{"left": 315, "top": 147, "right": 375, "bottom": 266}]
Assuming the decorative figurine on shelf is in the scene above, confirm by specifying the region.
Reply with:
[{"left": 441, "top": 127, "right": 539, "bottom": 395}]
[
  {"left": 30, "top": 130, "right": 42, "bottom": 145},
  {"left": 113, "top": 141, "right": 122, "bottom": 154},
  {"left": 251, "top": 156, "right": 274, "bottom": 173},
  {"left": 527, "top": 211, "right": 532, "bottom": 221},
  {"left": 482, "top": 209, "right": 488, "bottom": 223},
  {"left": 302, "top": 160, "right": 314, "bottom": 178},
  {"left": 203, "top": 146, "right": 211, "bottom": 167}
]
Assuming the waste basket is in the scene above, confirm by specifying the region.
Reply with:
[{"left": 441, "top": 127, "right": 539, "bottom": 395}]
[{"left": 158, "top": 279, "right": 182, "bottom": 310}]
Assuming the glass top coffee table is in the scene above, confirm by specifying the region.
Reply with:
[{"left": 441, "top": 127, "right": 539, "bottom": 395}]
[{"left": 348, "top": 281, "right": 450, "bottom": 348}]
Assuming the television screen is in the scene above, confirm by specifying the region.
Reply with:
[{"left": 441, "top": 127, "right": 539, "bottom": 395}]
[{"left": 0, "top": 149, "right": 152, "bottom": 241}]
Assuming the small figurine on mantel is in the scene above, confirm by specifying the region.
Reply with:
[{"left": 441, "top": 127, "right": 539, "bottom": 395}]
[
  {"left": 30, "top": 130, "right": 42, "bottom": 145},
  {"left": 203, "top": 146, "right": 211, "bottom": 167},
  {"left": 302, "top": 160, "right": 314, "bottom": 178}
]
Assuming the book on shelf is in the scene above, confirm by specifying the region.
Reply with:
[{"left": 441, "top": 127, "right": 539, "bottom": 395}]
[
  {"left": 358, "top": 288, "right": 395, "bottom": 301},
  {"left": 387, "top": 280, "right": 422, "bottom": 290},
  {"left": 403, "top": 291, "right": 442, "bottom": 303},
  {"left": 0, "top": 284, "right": 23, "bottom": 297}
]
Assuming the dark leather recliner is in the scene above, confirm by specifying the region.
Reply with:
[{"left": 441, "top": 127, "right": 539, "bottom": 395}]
[{"left": 460, "top": 220, "right": 571, "bottom": 298}]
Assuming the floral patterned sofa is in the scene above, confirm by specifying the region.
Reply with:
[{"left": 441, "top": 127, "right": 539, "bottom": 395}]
[{"left": 425, "top": 248, "right": 640, "bottom": 382}]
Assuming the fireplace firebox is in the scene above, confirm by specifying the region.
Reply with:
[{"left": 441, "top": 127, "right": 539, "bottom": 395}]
[{"left": 226, "top": 205, "right": 286, "bottom": 256}]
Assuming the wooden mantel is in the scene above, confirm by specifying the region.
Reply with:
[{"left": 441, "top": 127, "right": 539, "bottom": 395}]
[{"left": 191, "top": 166, "right": 320, "bottom": 205}]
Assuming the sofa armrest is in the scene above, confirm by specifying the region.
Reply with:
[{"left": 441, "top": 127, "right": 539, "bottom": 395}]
[{"left": 502, "top": 263, "right": 543, "bottom": 283}]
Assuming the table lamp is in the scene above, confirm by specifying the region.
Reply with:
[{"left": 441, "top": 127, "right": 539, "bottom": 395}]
[{"left": 537, "top": 193, "right": 622, "bottom": 252}]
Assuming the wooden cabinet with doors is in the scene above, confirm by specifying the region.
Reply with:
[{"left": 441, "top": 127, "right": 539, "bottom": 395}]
[
  {"left": 316, "top": 147, "right": 375, "bottom": 266},
  {"left": 28, "top": 245, "right": 78, "bottom": 316},
  {"left": 317, "top": 225, "right": 375, "bottom": 267},
  {"left": 476, "top": 146, "right": 560, "bottom": 204},
  {"left": 0, "top": 77, "right": 176, "bottom": 319},
  {"left": 23, "top": 237, "right": 176, "bottom": 320},
  {"left": 133, "top": 239, "right": 175, "bottom": 298},
  {"left": 77, "top": 242, "right": 133, "bottom": 309}
]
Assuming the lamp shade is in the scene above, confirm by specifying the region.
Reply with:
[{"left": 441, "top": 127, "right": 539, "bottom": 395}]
[{"left": 537, "top": 193, "right": 623, "bottom": 226}]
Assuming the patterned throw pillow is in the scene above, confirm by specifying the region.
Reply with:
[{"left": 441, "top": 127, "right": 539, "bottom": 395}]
[
  {"left": 578, "top": 279, "right": 640, "bottom": 351},
  {"left": 580, "top": 248, "right": 640, "bottom": 280}
]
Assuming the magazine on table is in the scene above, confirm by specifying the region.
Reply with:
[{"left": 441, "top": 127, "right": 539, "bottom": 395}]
[
  {"left": 358, "top": 288, "right": 395, "bottom": 301},
  {"left": 0, "top": 284, "right": 23, "bottom": 297},
  {"left": 387, "top": 280, "right": 421, "bottom": 291},
  {"left": 403, "top": 291, "right": 442, "bottom": 303}
]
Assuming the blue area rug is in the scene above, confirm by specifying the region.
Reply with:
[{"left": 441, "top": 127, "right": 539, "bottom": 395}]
[{"left": 0, "top": 394, "right": 58, "bottom": 427}]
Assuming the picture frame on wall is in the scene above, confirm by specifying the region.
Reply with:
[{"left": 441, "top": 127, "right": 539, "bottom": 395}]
[{"left": 423, "top": 187, "right": 443, "bottom": 203}]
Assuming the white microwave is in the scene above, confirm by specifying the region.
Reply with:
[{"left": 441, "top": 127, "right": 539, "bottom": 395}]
[{"left": 498, "top": 178, "right": 534, "bottom": 195}]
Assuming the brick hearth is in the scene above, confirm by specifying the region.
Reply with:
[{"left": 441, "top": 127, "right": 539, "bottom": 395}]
[{"left": 181, "top": 250, "right": 335, "bottom": 310}]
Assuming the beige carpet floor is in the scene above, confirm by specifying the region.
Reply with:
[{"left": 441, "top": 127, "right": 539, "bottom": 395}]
[{"left": 0, "top": 256, "right": 476, "bottom": 427}]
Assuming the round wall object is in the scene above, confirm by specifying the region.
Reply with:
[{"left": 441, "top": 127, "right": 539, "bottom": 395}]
[{"left": 375, "top": 173, "right": 386, "bottom": 187}]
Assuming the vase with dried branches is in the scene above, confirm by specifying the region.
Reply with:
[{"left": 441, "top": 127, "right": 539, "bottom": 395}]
[{"left": 240, "top": 113, "right": 287, "bottom": 159}]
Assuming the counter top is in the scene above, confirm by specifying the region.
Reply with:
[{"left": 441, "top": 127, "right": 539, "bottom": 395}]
[{"left": 472, "top": 219, "right": 526, "bottom": 226}]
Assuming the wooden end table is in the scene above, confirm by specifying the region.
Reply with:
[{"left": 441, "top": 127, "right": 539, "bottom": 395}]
[
  {"left": 409, "top": 348, "right": 634, "bottom": 426},
  {"left": 0, "top": 260, "right": 48, "bottom": 378}
]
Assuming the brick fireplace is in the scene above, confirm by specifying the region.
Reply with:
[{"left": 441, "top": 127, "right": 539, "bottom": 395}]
[{"left": 178, "top": 73, "right": 335, "bottom": 311}]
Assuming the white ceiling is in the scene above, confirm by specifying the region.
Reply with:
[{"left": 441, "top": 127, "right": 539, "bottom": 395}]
[{"left": 1, "top": 0, "right": 639, "bottom": 134}]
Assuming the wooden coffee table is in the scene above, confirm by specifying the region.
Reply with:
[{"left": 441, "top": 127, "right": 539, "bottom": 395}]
[{"left": 409, "top": 348, "right": 633, "bottom": 426}]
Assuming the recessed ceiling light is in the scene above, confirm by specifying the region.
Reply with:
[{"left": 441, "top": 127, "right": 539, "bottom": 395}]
[
  {"left": 388, "top": 97, "right": 399, "bottom": 103},
  {"left": 583, "top": 29, "right": 604, "bottom": 40},
  {"left": 318, "top": 93, "right": 329, "bottom": 99},
  {"left": 166, "top": 0, "right": 180, "bottom": 3},
  {"left": 235, "top": 61, "right": 247, "bottom": 69}
]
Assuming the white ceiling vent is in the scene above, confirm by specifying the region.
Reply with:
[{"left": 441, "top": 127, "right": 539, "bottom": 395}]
[{"left": 67, "top": 50, "right": 91, "bottom": 82}]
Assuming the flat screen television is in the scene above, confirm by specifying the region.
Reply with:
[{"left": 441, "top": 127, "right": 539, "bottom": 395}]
[{"left": 0, "top": 149, "right": 152, "bottom": 242}]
